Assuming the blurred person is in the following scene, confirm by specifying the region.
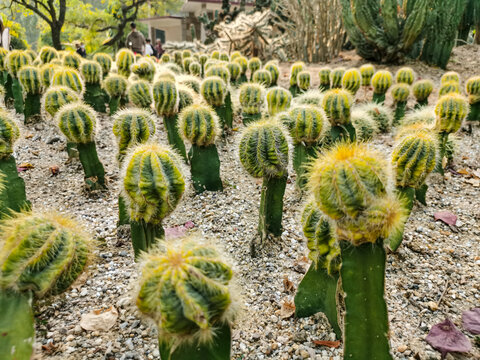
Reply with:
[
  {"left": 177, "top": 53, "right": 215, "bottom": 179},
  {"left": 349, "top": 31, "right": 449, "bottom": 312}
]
[
  {"left": 76, "top": 42, "right": 86, "bottom": 57},
  {"left": 155, "top": 39, "right": 164, "bottom": 59},
  {"left": 126, "top": 22, "right": 146, "bottom": 55},
  {"left": 145, "top": 38, "right": 155, "bottom": 56}
]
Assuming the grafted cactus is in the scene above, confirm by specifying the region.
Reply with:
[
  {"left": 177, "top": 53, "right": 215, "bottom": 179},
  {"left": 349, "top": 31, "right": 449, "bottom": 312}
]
[
  {"left": 123, "top": 143, "right": 185, "bottom": 257},
  {"left": 412, "top": 79, "right": 434, "bottom": 108},
  {"left": 264, "top": 62, "right": 280, "bottom": 86},
  {"left": 239, "top": 120, "right": 289, "bottom": 245},
  {"left": 182, "top": 57, "right": 193, "bottom": 74},
  {"left": 42, "top": 86, "right": 79, "bottom": 118},
  {"left": 266, "top": 86, "right": 292, "bottom": 116},
  {"left": 391, "top": 83, "right": 410, "bottom": 125},
  {"left": 40, "top": 63, "right": 57, "bottom": 88},
  {"left": 0, "top": 108, "right": 28, "bottom": 217},
  {"left": 0, "top": 211, "right": 91, "bottom": 360},
  {"left": 188, "top": 61, "right": 201, "bottom": 77},
  {"left": 296, "top": 71, "right": 311, "bottom": 93},
  {"left": 239, "top": 83, "right": 264, "bottom": 125},
  {"left": 371, "top": 70, "right": 393, "bottom": 104},
  {"left": 357, "top": 102, "right": 393, "bottom": 133},
  {"left": 318, "top": 67, "right": 331, "bottom": 91},
  {"left": 233, "top": 56, "right": 248, "bottom": 83},
  {"left": 252, "top": 69, "right": 272, "bottom": 87},
  {"left": 360, "top": 64, "right": 375, "bottom": 87},
  {"left": 0, "top": 48, "right": 10, "bottom": 102},
  {"left": 351, "top": 109, "right": 378, "bottom": 141},
  {"left": 226, "top": 62, "right": 241, "bottom": 84},
  {"left": 128, "top": 80, "right": 153, "bottom": 109},
  {"left": 6, "top": 50, "right": 30, "bottom": 113},
  {"left": 131, "top": 59, "right": 156, "bottom": 82},
  {"left": 466, "top": 76, "right": 480, "bottom": 123},
  {"left": 395, "top": 67, "right": 415, "bottom": 85},
  {"left": 248, "top": 57, "right": 262, "bottom": 81},
  {"left": 330, "top": 67, "right": 345, "bottom": 89},
  {"left": 80, "top": 61, "right": 107, "bottom": 112},
  {"left": 206, "top": 65, "right": 230, "bottom": 85},
  {"left": 93, "top": 53, "right": 113, "bottom": 78},
  {"left": 103, "top": 74, "right": 128, "bottom": 114},
  {"left": 136, "top": 237, "right": 236, "bottom": 359},
  {"left": 179, "top": 104, "right": 223, "bottom": 193},
  {"left": 200, "top": 76, "right": 233, "bottom": 132},
  {"left": 439, "top": 81, "right": 460, "bottom": 96},
  {"left": 63, "top": 52, "right": 82, "bottom": 69},
  {"left": 342, "top": 68, "right": 361, "bottom": 95},
  {"left": 39, "top": 46, "right": 58, "bottom": 64},
  {"left": 289, "top": 62, "right": 305, "bottom": 96},
  {"left": 116, "top": 49, "right": 135, "bottom": 77},
  {"left": 18, "top": 66, "right": 43, "bottom": 123},
  {"left": 56, "top": 102, "right": 106, "bottom": 189},
  {"left": 51, "top": 67, "right": 84, "bottom": 94},
  {"left": 322, "top": 89, "right": 355, "bottom": 142}
]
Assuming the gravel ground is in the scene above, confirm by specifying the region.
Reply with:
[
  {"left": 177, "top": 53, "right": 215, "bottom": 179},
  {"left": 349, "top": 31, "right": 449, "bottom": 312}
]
[{"left": 9, "top": 46, "right": 480, "bottom": 360}]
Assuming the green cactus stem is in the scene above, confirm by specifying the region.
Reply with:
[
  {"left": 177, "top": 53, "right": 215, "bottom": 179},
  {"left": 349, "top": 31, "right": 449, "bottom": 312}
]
[
  {"left": 81, "top": 61, "right": 107, "bottom": 113},
  {"left": 322, "top": 89, "right": 356, "bottom": 143},
  {"left": 18, "top": 66, "right": 42, "bottom": 123},
  {"left": 3, "top": 72, "right": 13, "bottom": 106},
  {"left": 289, "top": 62, "right": 305, "bottom": 96},
  {"left": 6, "top": 51, "right": 30, "bottom": 113},
  {"left": 258, "top": 174, "right": 287, "bottom": 240},
  {"left": 239, "top": 83, "right": 264, "bottom": 125},
  {"left": 372, "top": 70, "right": 393, "bottom": 105},
  {"left": 412, "top": 79, "right": 434, "bottom": 109},
  {"left": 188, "top": 145, "right": 222, "bottom": 193},
  {"left": 391, "top": 83, "right": 410, "bottom": 126},
  {"left": 129, "top": 220, "right": 165, "bottom": 258},
  {"left": 12, "top": 77, "right": 23, "bottom": 113},
  {"left": 103, "top": 74, "right": 128, "bottom": 115},
  {"left": 466, "top": 76, "right": 480, "bottom": 122}
]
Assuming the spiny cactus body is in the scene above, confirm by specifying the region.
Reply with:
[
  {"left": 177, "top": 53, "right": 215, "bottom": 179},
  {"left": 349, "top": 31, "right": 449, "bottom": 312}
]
[
  {"left": 294, "top": 89, "right": 324, "bottom": 107},
  {"left": 351, "top": 109, "right": 378, "bottom": 141},
  {"left": 80, "top": 61, "right": 107, "bottom": 112},
  {"left": 239, "top": 83, "right": 265, "bottom": 124},
  {"left": 264, "top": 62, "right": 279, "bottom": 86},
  {"left": 131, "top": 60, "right": 156, "bottom": 82},
  {"left": 233, "top": 56, "right": 248, "bottom": 83},
  {"left": 360, "top": 64, "right": 375, "bottom": 87},
  {"left": 289, "top": 62, "right": 305, "bottom": 96},
  {"left": 42, "top": 86, "right": 79, "bottom": 118},
  {"left": 396, "top": 67, "right": 415, "bottom": 85},
  {"left": 412, "top": 79, "right": 434, "bottom": 108},
  {"left": 252, "top": 69, "right": 272, "bottom": 87},
  {"left": 318, "top": 67, "right": 331, "bottom": 91},
  {"left": 201, "top": 76, "right": 233, "bottom": 130},
  {"left": 63, "top": 52, "right": 81, "bottom": 69},
  {"left": 322, "top": 89, "right": 355, "bottom": 142},
  {"left": 466, "top": 76, "right": 480, "bottom": 122},
  {"left": 103, "top": 74, "right": 128, "bottom": 114},
  {"left": 6, "top": 50, "right": 30, "bottom": 113},
  {"left": 248, "top": 57, "right": 262, "bottom": 81},
  {"left": 266, "top": 86, "right": 292, "bottom": 116},
  {"left": 205, "top": 65, "right": 230, "bottom": 85},
  {"left": 93, "top": 53, "right": 113, "bottom": 78},
  {"left": 51, "top": 67, "right": 84, "bottom": 94},
  {"left": 39, "top": 46, "right": 58, "bottom": 64},
  {"left": 391, "top": 83, "right": 410, "bottom": 125},
  {"left": 371, "top": 70, "right": 393, "bottom": 104},
  {"left": 128, "top": 80, "right": 153, "bottom": 109},
  {"left": 330, "top": 67, "right": 345, "bottom": 89},
  {"left": 296, "top": 71, "right": 311, "bottom": 92},
  {"left": 441, "top": 71, "right": 460, "bottom": 84},
  {"left": 116, "top": 49, "right": 135, "bottom": 77},
  {"left": 342, "top": 68, "right": 361, "bottom": 95},
  {"left": 18, "top": 66, "right": 43, "bottom": 123},
  {"left": 188, "top": 61, "right": 201, "bottom": 77},
  {"left": 40, "top": 63, "right": 57, "bottom": 88},
  {"left": 357, "top": 102, "right": 393, "bottom": 133},
  {"left": 177, "top": 75, "right": 201, "bottom": 94}
]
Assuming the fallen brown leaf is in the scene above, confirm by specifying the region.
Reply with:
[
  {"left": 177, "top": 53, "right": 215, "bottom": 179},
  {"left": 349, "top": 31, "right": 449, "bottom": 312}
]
[
  {"left": 18, "top": 163, "right": 34, "bottom": 169},
  {"left": 280, "top": 301, "right": 295, "bottom": 319},
  {"left": 283, "top": 276, "right": 295, "bottom": 293},
  {"left": 312, "top": 340, "right": 341, "bottom": 348},
  {"left": 457, "top": 168, "right": 470, "bottom": 176}
]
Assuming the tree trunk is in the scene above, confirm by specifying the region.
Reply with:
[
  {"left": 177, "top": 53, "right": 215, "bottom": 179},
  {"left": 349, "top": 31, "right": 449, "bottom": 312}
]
[
  {"left": 51, "top": 25, "right": 62, "bottom": 50},
  {"left": 476, "top": 24, "right": 480, "bottom": 44}
]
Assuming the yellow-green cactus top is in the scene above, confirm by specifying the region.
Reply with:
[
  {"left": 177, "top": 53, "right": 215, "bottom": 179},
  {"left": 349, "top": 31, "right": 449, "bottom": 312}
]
[
  {"left": 395, "top": 67, "right": 415, "bottom": 85},
  {"left": 434, "top": 93, "right": 469, "bottom": 134},
  {"left": 179, "top": 104, "right": 221, "bottom": 146},
  {"left": 372, "top": 70, "right": 393, "bottom": 94}
]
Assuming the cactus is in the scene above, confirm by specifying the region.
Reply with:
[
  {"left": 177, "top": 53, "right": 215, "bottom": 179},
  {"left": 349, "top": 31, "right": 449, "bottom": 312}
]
[
  {"left": 294, "top": 201, "right": 341, "bottom": 338},
  {"left": 160, "top": 53, "right": 171, "bottom": 63},
  {"left": 136, "top": 237, "right": 235, "bottom": 359},
  {"left": 233, "top": 56, "right": 248, "bottom": 83},
  {"left": 182, "top": 57, "right": 193, "bottom": 74},
  {"left": 248, "top": 57, "right": 262, "bottom": 81},
  {"left": 0, "top": 49, "right": 10, "bottom": 104},
  {"left": 18, "top": 66, "right": 43, "bottom": 123},
  {"left": 42, "top": 86, "right": 80, "bottom": 118},
  {"left": 131, "top": 60, "right": 156, "bottom": 82},
  {"left": 296, "top": 71, "right": 311, "bottom": 93},
  {"left": 371, "top": 70, "right": 393, "bottom": 104},
  {"left": 177, "top": 84, "right": 196, "bottom": 113},
  {"left": 434, "top": 93, "right": 469, "bottom": 174},
  {"left": 264, "top": 62, "right": 280, "bottom": 86},
  {"left": 204, "top": 68, "right": 233, "bottom": 128},
  {"left": 179, "top": 104, "right": 223, "bottom": 193},
  {"left": 318, "top": 67, "right": 331, "bottom": 91},
  {"left": 360, "top": 64, "right": 375, "bottom": 87},
  {"left": 93, "top": 53, "right": 113, "bottom": 78},
  {"left": 63, "top": 52, "right": 81, "bottom": 69},
  {"left": 219, "top": 52, "right": 229, "bottom": 62},
  {"left": 395, "top": 67, "right": 415, "bottom": 85},
  {"left": 200, "top": 76, "right": 233, "bottom": 131},
  {"left": 210, "top": 51, "right": 220, "bottom": 60},
  {"left": 322, "top": 89, "right": 356, "bottom": 142},
  {"left": 39, "top": 63, "right": 57, "bottom": 88},
  {"left": 80, "top": 60, "right": 107, "bottom": 112},
  {"left": 39, "top": 46, "right": 58, "bottom": 64},
  {"left": 205, "top": 64, "right": 230, "bottom": 85},
  {"left": 400, "top": 106, "right": 435, "bottom": 128},
  {"left": 289, "top": 62, "right": 305, "bottom": 96},
  {"left": 6, "top": 50, "right": 30, "bottom": 113},
  {"left": 123, "top": 143, "right": 185, "bottom": 257},
  {"left": 128, "top": 80, "right": 153, "bottom": 109},
  {"left": 177, "top": 75, "right": 201, "bottom": 94},
  {"left": 0, "top": 108, "right": 28, "bottom": 217},
  {"left": 351, "top": 109, "right": 379, "bottom": 141},
  {"left": 153, "top": 79, "right": 187, "bottom": 161},
  {"left": 172, "top": 51, "right": 182, "bottom": 66},
  {"left": 239, "top": 82, "right": 265, "bottom": 124},
  {"left": 389, "top": 131, "right": 437, "bottom": 251},
  {"left": 252, "top": 69, "right": 272, "bottom": 87},
  {"left": 308, "top": 142, "right": 405, "bottom": 360},
  {"left": 231, "top": 51, "right": 241, "bottom": 61},
  {"left": 266, "top": 86, "right": 292, "bottom": 116},
  {"left": 466, "top": 76, "right": 480, "bottom": 122},
  {"left": 56, "top": 102, "right": 106, "bottom": 189},
  {"left": 391, "top": 83, "right": 410, "bottom": 125},
  {"left": 294, "top": 89, "right": 324, "bottom": 107},
  {"left": 0, "top": 211, "right": 90, "bottom": 360},
  {"left": 288, "top": 105, "right": 326, "bottom": 188},
  {"left": 116, "top": 49, "right": 135, "bottom": 77},
  {"left": 439, "top": 81, "right": 460, "bottom": 96},
  {"left": 189, "top": 61, "right": 202, "bottom": 77},
  {"left": 441, "top": 71, "right": 460, "bottom": 84},
  {"left": 239, "top": 120, "right": 289, "bottom": 245},
  {"left": 51, "top": 67, "right": 84, "bottom": 94},
  {"left": 341, "top": 68, "right": 361, "bottom": 95},
  {"left": 226, "top": 62, "right": 241, "bottom": 84},
  {"left": 330, "top": 67, "right": 345, "bottom": 89},
  {"left": 412, "top": 79, "right": 434, "bottom": 108},
  {"left": 103, "top": 74, "right": 128, "bottom": 114},
  {"left": 356, "top": 102, "right": 393, "bottom": 133},
  {"left": 182, "top": 50, "right": 192, "bottom": 59}
]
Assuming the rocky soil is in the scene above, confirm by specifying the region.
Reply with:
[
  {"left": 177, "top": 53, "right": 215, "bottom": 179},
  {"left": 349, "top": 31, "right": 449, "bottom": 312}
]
[{"left": 9, "top": 46, "right": 480, "bottom": 359}]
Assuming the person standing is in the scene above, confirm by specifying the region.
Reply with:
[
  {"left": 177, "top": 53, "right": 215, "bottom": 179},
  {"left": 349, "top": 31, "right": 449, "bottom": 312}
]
[
  {"left": 126, "top": 22, "right": 146, "bottom": 55},
  {"left": 155, "top": 39, "right": 164, "bottom": 59},
  {"left": 76, "top": 43, "right": 86, "bottom": 58},
  {"left": 145, "top": 39, "right": 155, "bottom": 56}
]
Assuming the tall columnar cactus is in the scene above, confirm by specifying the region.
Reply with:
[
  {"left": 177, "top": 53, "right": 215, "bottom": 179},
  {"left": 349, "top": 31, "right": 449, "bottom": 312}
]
[
  {"left": 466, "top": 76, "right": 480, "bottom": 122},
  {"left": 6, "top": 50, "right": 30, "bottom": 113},
  {"left": 39, "top": 63, "right": 57, "bottom": 88},
  {"left": 360, "top": 64, "right": 375, "bottom": 87},
  {"left": 439, "top": 81, "right": 460, "bottom": 97},
  {"left": 39, "top": 46, "right": 58, "bottom": 64},
  {"left": 128, "top": 80, "right": 153, "bottom": 109},
  {"left": 248, "top": 57, "right": 262, "bottom": 81},
  {"left": 288, "top": 105, "right": 326, "bottom": 188},
  {"left": 51, "top": 67, "right": 84, "bottom": 94},
  {"left": 289, "top": 62, "right": 305, "bottom": 97},
  {"left": 412, "top": 79, "right": 434, "bottom": 108},
  {"left": 296, "top": 71, "right": 311, "bottom": 93},
  {"left": 342, "top": 68, "right": 361, "bottom": 95},
  {"left": 239, "top": 83, "right": 265, "bottom": 125},
  {"left": 308, "top": 142, "right": 405, "bottom": 360},
  {"left": 56, "top": 102, "right": 106, "bottom": 189},
  {"left": 80, "top": 60, "right": 107, "bottom": 112},
  {"left": 357, "top": 102, "right": 393, "bottom": 133},
  {"left": 372, "top": 70, "right": 393, "bottom": 104},
  {"left": 294, "top": 201, "right": 341, "bottom": 338},
  {"left": 0, "top": 108, "right": 28, "bottom": 217},
  {"left": 395, "top": 67, "right": 415, "bottom": 85},
  {"left": 252, "top": 69, "right": 272, "bottom": 87},
  {"left": 239, "top": 120, "right": 289, "bottom": 246},
  {"left": 389, "top": 131, "right": 437, "bottom": 251},
  {"left": 103, "top": 74, "right": 128, "bottom": 114},
  {"left": 18, "top": 66, "right": 43, "bottom": 123},
  {"left": 234, "top": 56, "right": 248, "bottom": 83},
  {"left": 116, "top": 49, "right": 135, "bottom": 78},
  {"left": 0, "top": 211, "right": 91, "bottom": 360},
  {"left": 322, "top": 89, "right": 356, "bottom": 142},
  {"left": 318, "top": 67, "right": 331, "bottom": 91},
  {"left": 266, "top": 86, "right": 292, "bottom": 116},
  {"left": 153, "top": 79, "right": 187, "bottom": 161},
  {"left": 179, "top": 104, "right": 223, "bottom": 193},
  {"left": 226, "top": 62, "right": 241, "bottom": 84},
  {"left": 93, "top": 53, "right": 113, "bottom": 78},
  {"left": 136, "top": 237, "right": 236, "bottom": 359},
  {"left": 264, "top": 62, "right": 280, "bottom": 86},
  {"left": 441, "top": 71, "right": 460, "bottom": 84},
  {"left": 63, "top": 52, "right": 81, "bottom": 69},
  {"left": 131, "top": 60, "right": 156, "bottom": 82},
  {"left": 330, "top": 67, "right": 345, "bottom": 89},
  {"left": 391, "top": 83, "right": 410, "bottom": 125},
  {"left": 434, "top": 93, "right": 469, "bottom": 174},
  {"left": 123, "top": 143, "right": 185, "bottom": 257},
  {"left": 42, "top": 86, "right": 80, "bottom": 118}
]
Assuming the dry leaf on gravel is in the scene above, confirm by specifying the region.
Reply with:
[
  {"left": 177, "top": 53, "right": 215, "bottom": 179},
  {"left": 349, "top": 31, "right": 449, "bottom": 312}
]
[
  {"left": 434, "top": 211, "right": 457, "bottom": 226},
  {"left": 312, "top": 340, "right": 341, "bottom": 348},
  {"left": 426, "top": 318, "right": 471, "bottom": 359},
  {"left": 280, "top": 301, "right": 295, "bottom": 319},
  {"left": 462, "top": 308, "right": 480, "bottom": 335},
  {"left": 80, "top": 306, "right": 118, "bottom": 331}
]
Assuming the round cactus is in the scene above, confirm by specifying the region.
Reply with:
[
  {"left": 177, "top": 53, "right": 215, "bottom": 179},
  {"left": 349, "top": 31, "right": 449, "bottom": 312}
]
[
  {"left": 6, "top": 50, "right": 30, "bottom": 77},
  {"left": 152, "top": 78, "right": 178, "bottom": 117},
  {"left": 123, "top": 143, "right": 185, "bottom": 225},
  {"left": 116, "top": 49, "right": 135, "bottom": 77},
  {"left": 155, "top": 68, "right": 176, "bottom": 82},
  {"left": 351, "top": 109, "right": 378, "bottom": 141},
  {"left": 93, "top": 53, "right": 113, "bottom": 77},
  {"left": 391, "top": 83, "right": 410, "bottom": 103},
  {"left": 252, "top": 69, "right": 272, "bottom": 87},
  {"left": 230, "top": 51, "right": 241, "bottom": 61},
  {"left": 63, "top": 52, "right": 82, "bottom": 70},
  {"left": 233, "top": 56, "right": 248, "bottom": 76},
  {"left": 160, "top": 53, "right": 171, "bottom": 63},
  {"left": 412, "top": 79, "right": 434, "bottom": 106},
  {"left": 189, "top": 61, "right": 202, "bottom": 77},
  {"left": 177, "top": 84, "right": 196, "bottom": 112},
  {"left": 210, "top": 51, "right": 220, "bottom": 60},
  {"left": 288, "top": 105, "right": 326, "bottom": 145},
  {"left": 342, "top": 68, "right": 362, "bottom": 95},
  {"left": 322, "top": 89, "right": 352, "bottom": 125},
  {"left": 182, "top": 50, "right": 191, "bottom": 59},
  {"left": 434, "top": 93, "right": 469, "bottom": 134},
  {"left": 318, "top": 67, "right": 331, "bottom": 90},
  {"left": 289, "top": 62, "right": 305, "bottom": 87},
  {"left": 128, "top": 80, "right": 153, "bottom": 109},
  {"left": 177, "top": 75, "right": 201, "bottom": 94},
  {"left": 182, "top": 57, "right": 193, "bottom": 73},
  {"left": 360, "top": 64, "right": 375, "bottom": 87},
  {"left": 294, "top": 89, "right": 324, "bottom": 107},
  {"left": 173, "top": 51, "right": 183, "bottom": 66},
  {"left": 248, "top": 57, "right": 262, "bottom": 78},
  {"left": 330, "top": 67, "right": 345, "bottom": 89},
  {"left": 392, "top": 131, "right": 437, "bottom": 189},
  {"left": 39, "top": 46, "right": 58, "bottom": 64},
  {"left": 18, "top": 66, "right": 42, "bottom": 95},
  {"left": 80, "top": 61, "right": 102, "bottom": 84},
  {"left": 179, "top": 104, "right": 220, "bottom": 147},
  {"left": 103, "top": 74, "right": 128, "bottom": 97},
  {"left": 56, "top": 102, "right": 97, "bottom": 144},
  {"left": 372, "top": 70, "right": 393, "bottom": 95},
  {"left": 0, "top": 211, "right": 90, "bottom": 298},
  {"left": 199, "top": 53, "right": 209, "bottom": 66},
  {"left": 0, "top": 108, "right": 20, "bottom": 158},
  {"left": 239, "top": 82, "right": 265, "bottom": 120},
  {"left": 205, "top": 65, "right": 230, "bottom": 85},
  {"left": 356, "top": 102, "right": 393, "bottom": 133},
  {"left": 400, "top": 106, "right": 435, "bottom": 128},
  {"left": 112, "top": 108, "right": 156, "bottom": 161},
  {"left": 466, "top": 76, "right": 480, "bottom": 122},
  {"left": 201, "top": 76, "right": 226, "bottom": 107},
  {"left": 439, "top": 81, "right": 460, "bottom": 96},
  {"left": 264, "top": 62, "right": 280, "bottom": 86},
  {"left": 219, "top": 52, "right": 230, "bottom": 62},
  {"left": 42, "top": 86, "right": 80, "bottom": 117},
  {"left": 131, "top": 60, "right": 156, "bottom": 82},
  {"left": 136, "top": 237, "right": 234, "bottom": 343},
  {"left": 266, "top": 86, "right": 292, "bottom": 116},
  {"left": 226, "top": 62, "right": 241, "bottom": 83},
  {"left": 51, "top": 67, "right": 84, "bottom": 93},
  {"left": 395, "top": 67, "right": 415, "bottom": 85},
  {"left": 441, "top": 71, "right": 460, "bottom": 84},
  {"left": 39, "top": 63, "right": 57, "bottom": 87},
  {"left": 297, "top": 71, "right": 311, "bottom": 92}
]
